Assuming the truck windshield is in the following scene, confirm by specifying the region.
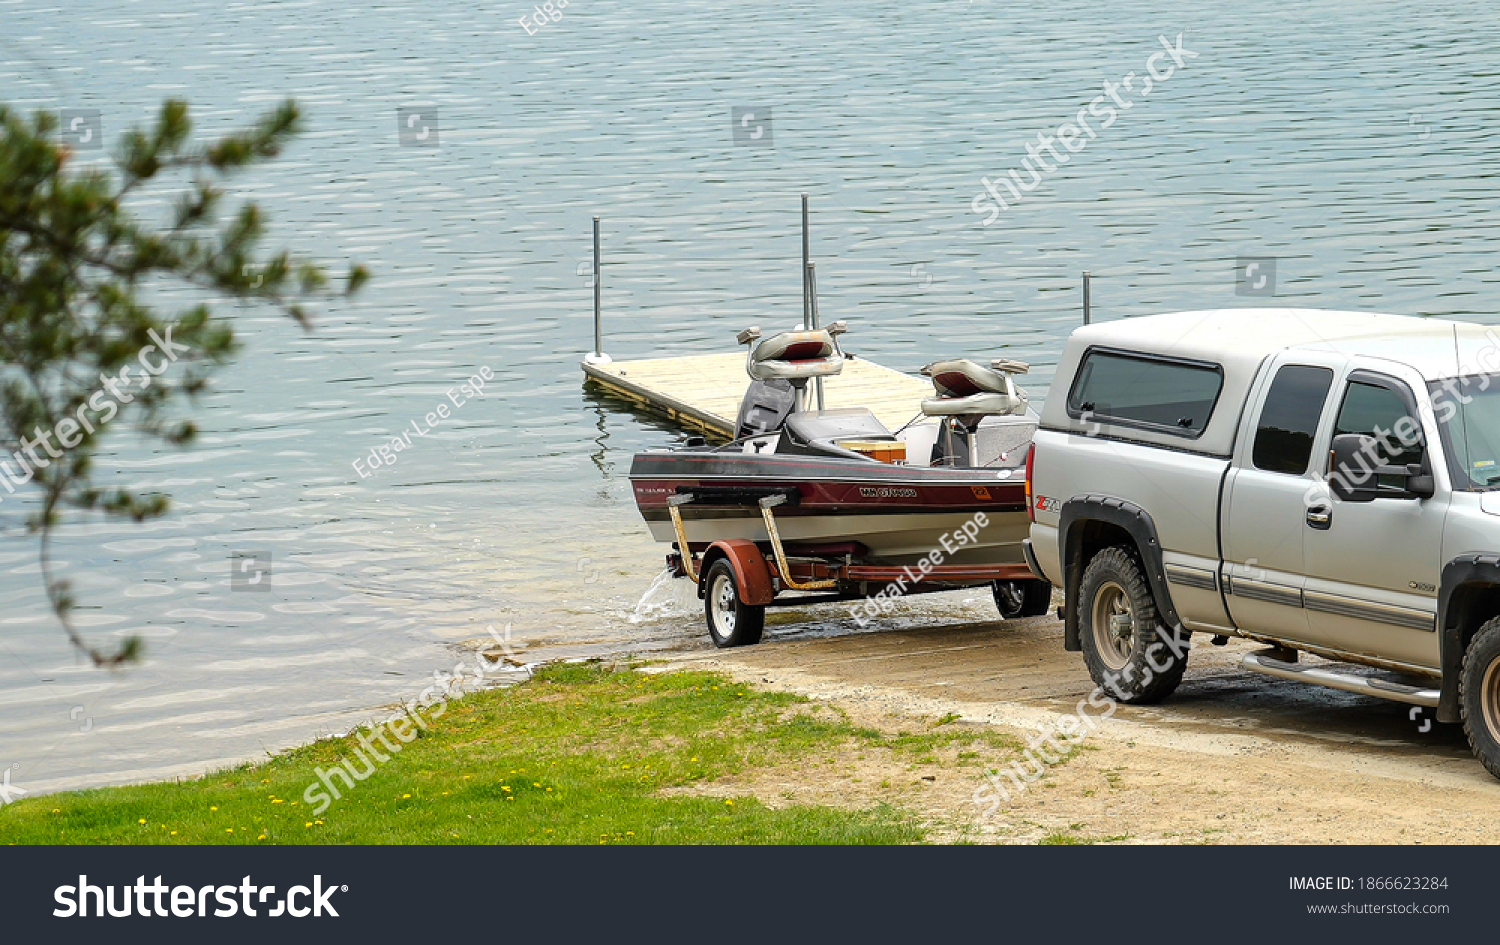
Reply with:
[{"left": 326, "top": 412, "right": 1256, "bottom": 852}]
[{"left": 1430, "top": 376, "right": 1500, "bottom": 491}]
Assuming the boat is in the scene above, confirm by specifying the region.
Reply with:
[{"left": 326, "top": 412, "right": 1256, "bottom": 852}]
[{"left": 627, "top": 319, "right": 1052, "bottom": 646}]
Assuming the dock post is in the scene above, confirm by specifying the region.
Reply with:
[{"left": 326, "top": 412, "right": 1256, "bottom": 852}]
[
  {"left": 584, "top": 216, "right": 611, "bottom": 366},
  {"left": 808, "top": 261, "right": 825, "bottom": 411},
  {"left": 801, "top": 193, "right": 810, "bottom": 331},
  {"left": 1082, "top": 271, "right": 1091, "bottom": 325}
]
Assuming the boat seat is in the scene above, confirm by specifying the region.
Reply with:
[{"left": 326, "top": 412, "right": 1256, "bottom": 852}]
[
  {"left": 741, "top": 326, "right": 846, "bottom": 382},
  {"left": 920, "top": 358, "right": 1029, "bottom": 423}
]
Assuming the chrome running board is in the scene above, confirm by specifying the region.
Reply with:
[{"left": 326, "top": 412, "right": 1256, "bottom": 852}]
[{"left": 1240, "top": 651, "right": 1439, "bottom": 707}]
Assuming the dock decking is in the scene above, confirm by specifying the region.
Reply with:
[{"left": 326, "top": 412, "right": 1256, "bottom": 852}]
[{"left": 581, "top": 351, "right": 932, "bottom": 440}]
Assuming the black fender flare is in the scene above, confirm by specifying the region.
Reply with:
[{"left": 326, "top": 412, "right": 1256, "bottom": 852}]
[
  {"left": 1058, "top": 495, "right": 1183, "bottom": 652},
  {"left": 1436, "top": 553, "right": 1500, "bottom": 724}
]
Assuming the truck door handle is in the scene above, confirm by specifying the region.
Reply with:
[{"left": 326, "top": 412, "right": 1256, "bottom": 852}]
[{"left": 1306, "top": 505, "right": 1332, "bottom": 530}]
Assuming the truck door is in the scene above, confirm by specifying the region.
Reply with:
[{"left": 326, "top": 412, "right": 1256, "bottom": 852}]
[
  {"left": 1301, "top": 369, "right": 1444, "bottom": 669},
  {"left": 1221, "top": 359, "right": 1337, "bottom": 643}
]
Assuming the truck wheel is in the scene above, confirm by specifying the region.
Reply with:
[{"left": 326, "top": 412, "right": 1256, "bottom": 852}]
[
  {"left": 1078, "top": 546, "right": 1188, "bottom": 704},
  {"left": 704, "top": 559, "right": 765, "bottom": 648},
  {"left": 1460, "top": 616, "right": 1500, "bottom": 780},
  {"left": 992, "top": 579, "right": 1052, "bottom": 620}
]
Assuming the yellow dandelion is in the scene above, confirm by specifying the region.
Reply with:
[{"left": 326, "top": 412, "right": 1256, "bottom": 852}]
[
  {"left": 402, "top": 793, "right": 411, "bottom": 799},
  {"left": 225, "top": 828, "right": 234, "bottom": 833},
  {"left": 52, "top": 808, "right": 60, "bottom": 814},
  {"left": 532, "top": 783, "right": 541, "bottom": 788},
  {"left": 545, "top": 788, "right": 552, "bottom": 793},
  {"left": 271, "top": 799, "right": 283, "bottom": 804},
  {"left": 210, "top": 806, "right": 218, "bottom": 811},
  {"left": 261, "top": 779, "right": 269, "bottom": 784},
  {"left": 691, "top": 757, "right": 698, "bottom": 762},
  {"left": 725, "top": 799, "right": 734, "bottom": 806},
  {"left": 304, "top": 822, "right": 313, "bottom": 828},
  {"left": 506, "top": 797, "right": 514, "bottom": 802},
  {"left": 137, "top": 818, "right": 146, "bottom": 825},
  {"left": 257, "top": 834, "right": 266, "bottom": 840},
  {"left": 315, "top": 820, "right": 323, "bottom": 825},
  {"left": 626, "top": 831, "right": 635, "bottom": 836},
  {"left": 171, "top": 831, "right": 177, "bottom": 836}
]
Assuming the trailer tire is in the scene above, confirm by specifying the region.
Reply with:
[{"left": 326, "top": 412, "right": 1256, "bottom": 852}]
[
  {"left": 1077, "top": 546, "right": 1187, "bottom": 704},
  {"left": 993, "top": 579, "right": 1052, "bottom": 620},
  {"left": 704, "top": 559, "right": 765, "bottom": 648},
  {"left": 1460, "top": 616, "right": 1500, "bottom": 781}
]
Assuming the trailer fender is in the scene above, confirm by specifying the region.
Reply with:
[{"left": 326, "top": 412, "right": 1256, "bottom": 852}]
[{"left": 699, "top": 539, "right": 776, "bottom": 606}]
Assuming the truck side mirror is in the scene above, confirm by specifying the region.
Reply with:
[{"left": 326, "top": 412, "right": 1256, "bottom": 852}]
[
  {"left": 1406, "top": 474, "right": 1436, "bottom": 498},
  {"left": 1328, "top": 435, "right": 1380, "bottom": 502},
  {"left": 1328, "top": 433, "right": 1433, "bottom": 501}
]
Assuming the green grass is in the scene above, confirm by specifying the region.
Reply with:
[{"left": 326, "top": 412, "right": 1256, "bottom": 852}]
[{"left": 0, "top": 663, "right": 930, "bottom": 845}]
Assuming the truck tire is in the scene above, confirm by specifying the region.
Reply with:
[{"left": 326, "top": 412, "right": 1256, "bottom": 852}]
[
  {"left": 992, "top": 579, "right": 1052, "bottom": 620},
  {"left": 704, "top": 558, "right": 765, "bottom": 648},
  {"left": 1077, "top": 546, "right": 1188, "bottom": 704},
  {"left": 1460, "top": 616, "right": 1500, "bottom": 781}
]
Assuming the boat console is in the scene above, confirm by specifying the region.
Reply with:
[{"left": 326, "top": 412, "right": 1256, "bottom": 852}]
[{"left": 774, "top": 407, "right": 900, "bottom": 461}]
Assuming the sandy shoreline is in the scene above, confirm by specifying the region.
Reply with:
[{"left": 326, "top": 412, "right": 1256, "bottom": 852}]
[{"left": 656, "top": 614, "right": 1500, "bottom": 844}]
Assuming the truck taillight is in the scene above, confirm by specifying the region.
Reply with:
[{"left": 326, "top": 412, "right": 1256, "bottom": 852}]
[{"left": 1024, "top": 442, "right": 1035, "bottom": 523}]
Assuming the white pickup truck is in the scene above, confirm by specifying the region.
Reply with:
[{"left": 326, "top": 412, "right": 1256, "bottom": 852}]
[{"left": 1023, "top": 308, "right": 1500, "bottom": 779}]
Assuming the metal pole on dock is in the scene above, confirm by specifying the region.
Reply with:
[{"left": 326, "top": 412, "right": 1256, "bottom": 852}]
[
  {"left": 1082, "top": 271, "right": 1091, "bottom": 325},
  {"left": 584, "top": 216, "right": 610, "bottom": 366},
  {"left": 808, "top": 261, "right": 825, "bottom": 411},
  {"left": 801, "top": 193, "right": 811, "bottom": 331}
]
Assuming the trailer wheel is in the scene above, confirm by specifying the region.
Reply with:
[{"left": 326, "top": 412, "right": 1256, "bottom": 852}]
[
  {"left": 1077, "top": 546, "right": 1187, "bottom": 704},
  {"left": 1460, "top": 616, "right": 1500, "bottom": 781},
  {"left": 992, "top": 579, "right": 1052, "bottom": 620},
  {"left": 704, "top": 559, "right": 765, "bottom": 648}
]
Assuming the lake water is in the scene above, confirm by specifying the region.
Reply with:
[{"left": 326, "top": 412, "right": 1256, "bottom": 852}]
[{"left": 1, "top": 0, "right": 1497, "bottom": 793}]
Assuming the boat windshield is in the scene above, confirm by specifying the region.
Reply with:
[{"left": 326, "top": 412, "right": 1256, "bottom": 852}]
[{"left": 1430, "top": 376, "right": 1500, "bottom": 491}]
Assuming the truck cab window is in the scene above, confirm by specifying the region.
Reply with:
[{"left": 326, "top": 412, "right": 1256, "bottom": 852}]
[
  {"left": 1332, "top": 379, "right": 1425, "bottom": 489},
  {"left": 1252, "top": 364, "right": 1334, "bottom": 474}
]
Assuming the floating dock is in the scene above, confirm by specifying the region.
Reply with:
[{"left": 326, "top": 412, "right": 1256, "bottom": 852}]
[{"left": 581, "top": 351, "right": 932, "bottom": 440}]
